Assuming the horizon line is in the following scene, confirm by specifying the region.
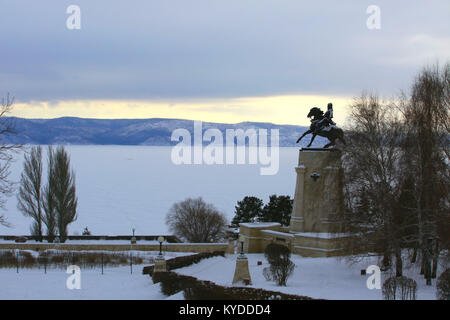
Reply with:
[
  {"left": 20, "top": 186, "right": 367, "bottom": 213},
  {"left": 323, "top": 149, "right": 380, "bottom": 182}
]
[{"left": 6, "top": 115, "right": 307, "bottom": 127}]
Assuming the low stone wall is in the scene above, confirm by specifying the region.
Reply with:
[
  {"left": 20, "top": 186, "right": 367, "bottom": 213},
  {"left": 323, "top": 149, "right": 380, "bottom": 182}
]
[
  {"left": 0, "top": 235, "right": 181, "bottom": 243},
  {"left": 0, "top": 242, "right": 235, "bottom": 254}
]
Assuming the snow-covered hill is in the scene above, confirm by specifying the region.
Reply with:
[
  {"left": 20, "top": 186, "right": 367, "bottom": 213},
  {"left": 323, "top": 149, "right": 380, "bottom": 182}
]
[{"left": 2, "top": 117, "right": 328, "bottom": 147}]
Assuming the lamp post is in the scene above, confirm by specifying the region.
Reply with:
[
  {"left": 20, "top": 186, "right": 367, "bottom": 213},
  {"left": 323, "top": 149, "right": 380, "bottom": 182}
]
[
  {"left": 232, "top": 234, "right": 251, "bottom": 285},
  {"left": 154, "top": 236, "right": 167, "bottom": 273},
  {"left": 239, "top": 235, "right": 245, "bottom": 256},
  {"left": 16, "top": 249, "right": 19, "bottom": 273},
  {"left": 131, "top": 228, "right": 136, "bottom": 244},
  {"left": 157, "top": 236, "right": 165, "bottom": 256}
]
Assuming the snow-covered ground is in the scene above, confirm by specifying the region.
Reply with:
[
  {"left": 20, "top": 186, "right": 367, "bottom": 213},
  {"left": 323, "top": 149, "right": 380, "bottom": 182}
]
[
  {"left": 175, "top": 254, "right": 439, "bottom": 300},
  {"left": 0, "top": 250, "right": 192, "bottom": 300},
  {"left": 0, "top": 253, "right": 439, "bottom": 300},
  {"left": 0, "top": 265, "right": 163, "bottom": 300}
]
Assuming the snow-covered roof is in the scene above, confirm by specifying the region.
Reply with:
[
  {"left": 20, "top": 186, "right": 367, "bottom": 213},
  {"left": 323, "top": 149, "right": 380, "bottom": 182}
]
[
  {"left": 294, "top": 232, "right": 350, "bottom": 239},
  {"left": 239, "top": 222, "right": 281, "bottom": 228},
  {"left": 260, "top": 230, "right": 295, "bottom": 238}
]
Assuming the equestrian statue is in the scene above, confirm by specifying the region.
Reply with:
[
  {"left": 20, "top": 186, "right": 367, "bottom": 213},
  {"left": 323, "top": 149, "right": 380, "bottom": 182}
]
[{"left": 296, "top": 103, "right": 346, "bottom": 148}]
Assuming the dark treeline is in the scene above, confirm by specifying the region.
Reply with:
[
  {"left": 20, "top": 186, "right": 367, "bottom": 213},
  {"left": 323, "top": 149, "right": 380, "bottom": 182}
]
[{"left": 231, "top": 195, "right": 293, "bottom": 227}]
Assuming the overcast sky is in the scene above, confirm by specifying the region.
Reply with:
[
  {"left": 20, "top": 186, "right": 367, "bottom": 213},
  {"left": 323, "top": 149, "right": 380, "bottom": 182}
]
[{"left": 1, "top": 0, "right": 449, "bottom": 124}]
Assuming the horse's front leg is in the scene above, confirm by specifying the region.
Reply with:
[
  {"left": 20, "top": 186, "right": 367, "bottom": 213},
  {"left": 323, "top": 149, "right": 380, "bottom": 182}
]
[
  {"left": 307, "top": 133, "right": 317, "bottom": 147},
  {"left": 296, "top": 130, "right": 311, "bottom": 144}
]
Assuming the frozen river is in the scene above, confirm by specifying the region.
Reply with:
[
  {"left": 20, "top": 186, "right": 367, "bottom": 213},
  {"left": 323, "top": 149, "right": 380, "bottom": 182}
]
[{"left": 1, "top": 146, "right": 300, "bottom": 236}]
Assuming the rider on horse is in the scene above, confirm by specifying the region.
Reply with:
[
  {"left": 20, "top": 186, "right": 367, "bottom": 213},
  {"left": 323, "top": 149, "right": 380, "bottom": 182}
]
[
  {"left": 311, "top": 103, "right": 336, "bottom": 135},
  {"left": 297, "top": 102, "right": 346, "bottom": 148}
]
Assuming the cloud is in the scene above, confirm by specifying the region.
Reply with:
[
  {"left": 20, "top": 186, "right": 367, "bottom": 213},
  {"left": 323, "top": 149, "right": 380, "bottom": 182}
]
[
  {"left": 12, "top": 95, "right": 353, "bottom": 126},
  {"left": 0, "top": 0, "right": 449, "bottom": 103}
]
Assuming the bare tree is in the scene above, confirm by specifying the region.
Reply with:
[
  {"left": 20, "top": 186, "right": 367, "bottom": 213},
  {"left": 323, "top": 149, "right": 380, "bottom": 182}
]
[
  {"left": 17, "top": 146, "right": 44, "bottom": 241},
  {"left": 343, "top": 63, "right": 449, "bottom": 283},
  {"left": 0, "top": 93, "right": 22, "bottom": 227},
  {"left": 398, "top": 63, "right": 449, "bottom": 284},
  {"left": 42, "top": 146, "right": 57, "bottom": 242},
  {"left": 166, "top": 197, "right": 228, "bottom": 243},
  {"left": 342, "top": 93, "right": 406, "bottom": 276},
  {"left": 51, "top": 146, "right": 78, "bottom": 242}
]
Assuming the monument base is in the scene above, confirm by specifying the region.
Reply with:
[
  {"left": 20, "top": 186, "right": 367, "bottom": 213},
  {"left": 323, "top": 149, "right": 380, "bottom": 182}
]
[
  {"left": 289, "top": 148, "right": 344, "bottom": 233},
  {"left": 238, "top": 222, "right": 353, "bottom": 257},
  {"left": 232, "top": 255, "right": 252, "bottom": 285},
  {"left": 292, "top": 232, "right": 350, "bottom": 257},
  {"left": 236, "top": 148, "right": 357, "bottom": 258},
  {"left": 153, "top": 256, "right": 167, "bottom": 273}
]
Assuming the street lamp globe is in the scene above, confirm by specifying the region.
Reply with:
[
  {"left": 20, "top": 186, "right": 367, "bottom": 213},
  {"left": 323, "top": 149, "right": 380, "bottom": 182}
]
[{"left": 157, "top": 236, "right": 165, "bottom": 256}]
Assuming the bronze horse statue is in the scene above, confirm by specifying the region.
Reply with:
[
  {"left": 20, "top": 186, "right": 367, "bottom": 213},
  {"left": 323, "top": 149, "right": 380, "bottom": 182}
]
[{"left": 296, "top": 107, "right": 346, "bottom": 148}]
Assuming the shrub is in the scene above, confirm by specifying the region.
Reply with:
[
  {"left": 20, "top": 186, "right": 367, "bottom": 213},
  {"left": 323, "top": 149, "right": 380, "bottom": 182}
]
[
  {"left": 18, "top": 251, "right": 36, "bottom": 268},
  {"left": 133, "top": 256, "right": 143, "bottom": 264},
  {"left": 0, "top": 250, "right": 143, "bottom": 269},
  {"left": 382, "top": 276, "right": 417, "bottom": 300},
  {"left": 184, "top": 277, "right": 313, "bottom": 300},
  {"left": 263, "top": 267, "right": 273, "bottom": 281},
  {"left": 0, "top": 250, "right": 22, "bottom": 268},
  {"left": 436, "top": 268, "right": 450, "bottom": 300},
  {"left": 50, "top": 254, "right": 65, "bottom": 264},
  {"left": 118, "top": 255, "right": 127, "bottom": 264},
  {"left": 37, "top": 252, "right": 49, "bottom": 265},
  {"left": 263, "top": 243, "right": 295, "bottom": 286},
  {"left": 265, "top": 243, "right": 290, "bottom": 259},
  {"left": 152, "top": 272, "right": 197, "bottom": 296}
]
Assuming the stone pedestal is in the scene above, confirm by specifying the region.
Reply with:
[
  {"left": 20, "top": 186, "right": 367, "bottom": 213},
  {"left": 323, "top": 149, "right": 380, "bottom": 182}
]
[
  {"left": 236, "top": 148, "right": 352, "bottom": 257},
  {"left": 289, "top": 148, "right": 344, "bottom": 233},
  {"left": 153, "top": 256, "right": 167, "bottom": 273},
  {"left": 232, "top": 255, "right": 252, "bottom": 285}
]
